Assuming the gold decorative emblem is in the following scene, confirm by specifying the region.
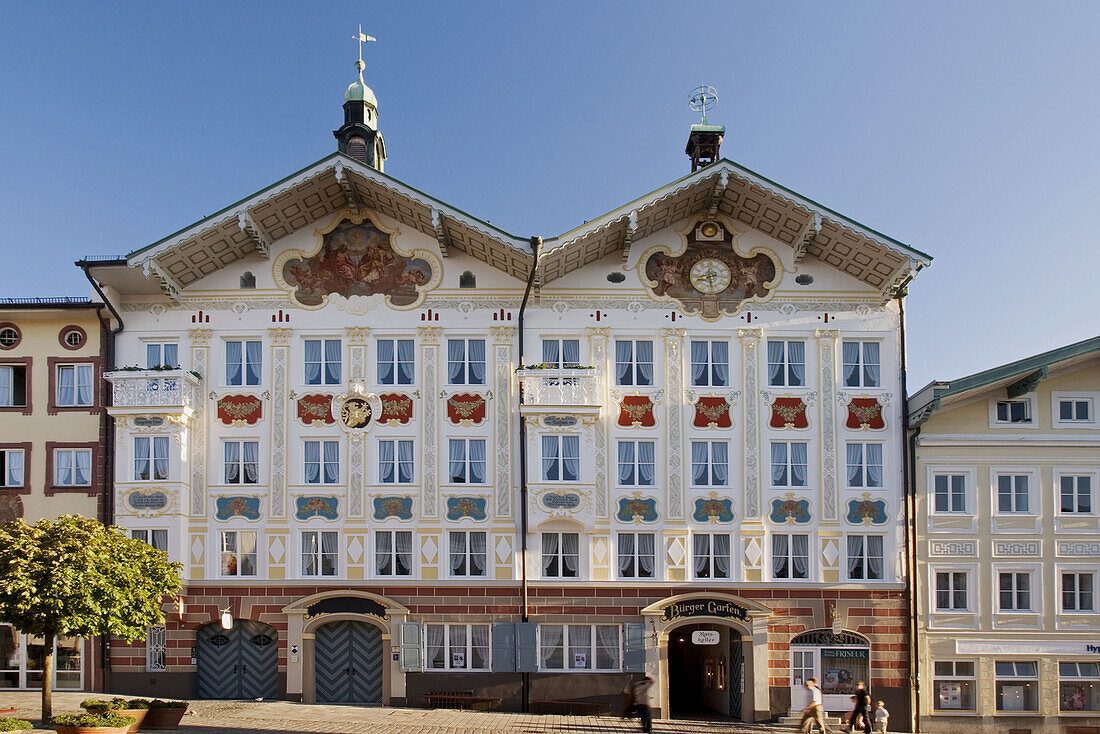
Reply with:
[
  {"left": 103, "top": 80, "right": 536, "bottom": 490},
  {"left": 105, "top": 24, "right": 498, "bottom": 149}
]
[
  {"left": 340, "top": 398, "right": 373, "bottom": 429},
  {"left": 689, "top": 258, "right": 732, "bottom": 294}
]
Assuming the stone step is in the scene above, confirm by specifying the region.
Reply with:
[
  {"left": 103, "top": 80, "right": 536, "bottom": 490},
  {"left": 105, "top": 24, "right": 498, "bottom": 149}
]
[{"left": 776, "top": 713, "right": 846, "bottom": 728}]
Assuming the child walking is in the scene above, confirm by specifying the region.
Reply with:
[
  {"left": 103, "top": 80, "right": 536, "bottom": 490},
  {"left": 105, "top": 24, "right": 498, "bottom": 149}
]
[{"left": 873, "top": 700, "right": 889, "bottom": 733}]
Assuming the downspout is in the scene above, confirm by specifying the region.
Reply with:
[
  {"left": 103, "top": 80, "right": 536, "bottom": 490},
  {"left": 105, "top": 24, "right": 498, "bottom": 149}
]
[
  {"left": 516, "top": 236, "right": 542, "bottom": 713},
  {"left": 897, "top": 292, "right": 919, "bottom": 734}
]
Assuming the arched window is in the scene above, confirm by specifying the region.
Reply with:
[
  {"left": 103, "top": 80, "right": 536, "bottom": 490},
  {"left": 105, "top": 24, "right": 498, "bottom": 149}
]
[
  {"left": 239, "top": 272, "right": 256, "bottom": 289},
  {"left": 347, "top": 137, "right": 368, "bottom": 160},
  {"left": 459, "top": 271, "right": 476, "bottom": 289}
]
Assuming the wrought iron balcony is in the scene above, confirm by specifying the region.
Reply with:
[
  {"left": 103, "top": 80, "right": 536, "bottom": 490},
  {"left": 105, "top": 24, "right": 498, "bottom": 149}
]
[
  {"left": 516, "top": 368, "right": 599, "bottom": 408},
  {"left": 106, "top": 370, "right": 201, "bottom": 413}
]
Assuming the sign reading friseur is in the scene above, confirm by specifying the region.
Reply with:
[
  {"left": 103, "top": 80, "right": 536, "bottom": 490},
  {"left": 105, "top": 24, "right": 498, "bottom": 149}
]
[{"left": 662, "top": 598, "right": 749, "bottom": 621}]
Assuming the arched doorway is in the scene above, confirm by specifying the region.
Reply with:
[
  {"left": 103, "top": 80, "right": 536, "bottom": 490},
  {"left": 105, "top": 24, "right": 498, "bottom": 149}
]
[
  {"left": 314, "top": 620, "right": 383, "bottom": 704},
  {"left": 668, "top": 622, "right": 743, "bottom": 719},
  {"left": 196, "top": 620, "right": 278, "bottom": 699},
  {"left": 789, "top": 629, "right": 871, "bottom": 713}
]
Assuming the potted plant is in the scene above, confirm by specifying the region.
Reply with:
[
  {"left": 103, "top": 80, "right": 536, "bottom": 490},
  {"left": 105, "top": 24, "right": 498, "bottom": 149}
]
[
  {"left": 51, "top": 712, "right": 133, "bottom": 734},
  {"left": 78, "top": 700, "right": 148, "bottom": 733},
  {"left": 0, "top": 718, "right": 32, "bottom": 731},
  {"left": 141, "top": 700, "right": 188, "bottom": 730}
]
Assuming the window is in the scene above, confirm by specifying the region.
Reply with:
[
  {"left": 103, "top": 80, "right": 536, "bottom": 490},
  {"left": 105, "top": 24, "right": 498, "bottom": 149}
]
[
  {"left": 377, "top": 339, "right": 415, "bottom": 384},
  {"left": 935, "top": 571, "right": 968, "bottom": 611},
  {"left": 691, "top": 441, "right": 729, "bottom": 486},
  {"left": 304, "top": 440, "right": 339, "bottom": 484},
  {"left": 542, "top": 339, "right": 580, "bottom": 368},
  {"left": 846, "top": 535, "right": 884, "bottom": 580},
  {"left": 379, "top": 440, "right": 414, "bottom": 484},
  {"left": 54, "top": 448, "right": 91, "bottom": 487},
  {"left": 996, "top": 474, "right": 1030, "bottom": 513},
  {"left": 615, "top": 340, "right": 653, "bottom": 386},
  {"left": 693, "top": 533, "right": 731, "bottom": 579},
  {"left": 1059, "top": 398, "right": 1092, "bottom": 422},
  {"left": 239, "top": 272, "right": 256, "bottom": 289},
  {"left": 0, "top": 366, "right": 27, "bottom": 407},
  {"left": 999, "top": 572, "right": 1032, "bottom": 611},
  {"left": 134, "top": 437, "right": 169, "bottom": 481},
  {"left": 426, "top": 623, "right": 490, "bottom": 670},
  {"left": 448, "top": 439, "right": 485, "bottom": 483},
  {"left": 458, "top": 272, "right": 476, "bottom": 289},
  {"left": 223, "top": 441, "right": 259, "bottom": 484},
  {"left": 617, "top": 441, "right": 655, "bottom": 486},
  {"left": 219, "top": 530, "right": 257, "bottom": 576},
  {"left": 767, "top": 340, "right": 805, "bottom": 387},
  {"left": 447, "top": 338, "right": 486, "bottom": 385},
  {"left": 1063, "top": 572, "right": 1095, "bottom": 612},
  {"left": 1060, "top": 662, "right": 1100, "bottom": 711},
  {"left": 146, "top": 625, "right": 166, "bottom": 672},
  {"left": 772, "top": 534, "right": 809, "bottom": 579},
  {"left": 1060, "top": 475, "right": 1093, "bottom": 514},
  {"left": 0, "top": 449, "right": 25, "bottom": 488},
  {"left": 61, "top": 327, "right": 86, "bottom": 350},
  {"left": 145, "top": 343, "right": 178, "bottom": 369},
  {"left": 933, "top": 473, "right": 966, "bottom": 513},
  {"left": 617, "top": 533, "right": 655, "bottom": 579},
  {"left": 448, "top": 531, "right": 486, "bottom": 577},
  {"left": 375, "top": 531, "right": 412, "bottom": 576},
  {"left": 56, "top": 364, "right": 93, "bottom": 407},
  {"left": 130, "top": 529, "right": 168, "bottom": 552},
  {"left": 301, "top": 531, "right": 338, "bottom": 576},
  {"left": 226, "top": 340, "right": 261, "bottom": 386},
  {"left": 541, "top": 532, "right": 579, "bottom": 578},
  {"left": 0, "top": 326, "right": 20, "bottom": 349},
  {"left": 933, "top": 660, "right": 976, "bottom": 710},
  {"left": 995, "top": 660, "right": 1039, "bottom": 712},
  {"left": 690, "top": 340, "right": 729, "bottom": 387},
  {"left": 541, "top": 435, "right": 580, "bottom": 481},
  {"left": 845, "top": 443, "right": 883, "bottom": 488},
  {"left": 770, "top": 442, "right": 808, "bottom": 488},
  {"left": 792, "top": 650, "right": 815, "bottom": 687},
  {"left": 996, "top": 400, "right": 1031, "bottom": 424},
  {"left": 539, "top": 624, "right": 620, "bottom": 670},
  {"left": 842, "top": 341, "right": 880, "bottom": 388},
  {"left": 304, "top": 339, "right": 341, "bottom": 385}
]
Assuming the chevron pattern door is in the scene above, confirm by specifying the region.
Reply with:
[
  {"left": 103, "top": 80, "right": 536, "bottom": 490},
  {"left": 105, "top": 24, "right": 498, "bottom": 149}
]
[
  {"left": 196, "top": 621, "right": 279, "bottom": 699},
  {"left": 728, "top": 633, "right": 743, "bottom": 720},
  {"left": 315, "top": 621, "right": 382, "bottom": 704},
  {"left": 238, "top": 620, "right": 279, "bottom": 700}
]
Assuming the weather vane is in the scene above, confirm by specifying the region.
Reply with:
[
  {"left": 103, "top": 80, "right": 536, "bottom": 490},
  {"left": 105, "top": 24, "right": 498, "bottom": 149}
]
[
  {"left": 354, "top": 24, "right": 376, "bottom": 65},
  {"left": 689, "top": 84, "right": 718, "bottom": 125}
]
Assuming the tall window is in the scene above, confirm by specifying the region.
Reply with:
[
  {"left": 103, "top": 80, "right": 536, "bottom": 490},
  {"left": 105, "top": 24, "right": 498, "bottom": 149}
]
[
  {"left": 377, "top": 339, "right": 415, "bottom": 384},
  {"left": 617, "top": 441, "right": 655, "bottom": 486},
  {"left": 0, "top": 449, "right": 24, "bottom": 488},
  {"left": 226, "top": 340, "right": 261, "bottom": 386},
  {"left": 145, "top": 343, "right": 178, "bottom": 369},
  {"left": 772, "top": 534, "right": 809, "bottom": 580},
  {"left": 690, "top": 340, "right": 728, "bottom": 387},
  {"left": 56, "top": 364, "right": 93, "bottom": 407},
  {"left": 1060, "top": 475, "right": 1092, "bottom": 514},
  {"left": 448, "top": 531, "right": 487, "bottom": 577},
  {"left": 54, "top": 448, "right": 91, "bottom": 487},
  {"left": 220, "top": 530, "right": 257, "bottom": 576},
  {"left": 767, "top": 340, "right": 805, "bottom": 387},
  {"left": 146, "top": 625, "right": 167, "bottom": 672},
  {"left": 426, "top": 624, "right": 490, "bottom": 670},
  {"left": 304, "top": 440, "right": 339, "bottom": 484},
  {"left": 771, "top": 442, "right": 808, "bottom": 487},
  {"left": 995, "top": 400, "right": 1031, "bottom": 424},
  {"left": 542, "top": 435, "right": 580, "bottom": 481},
  {"left": 1062, "top": 572, "right": 1094, "bottom": 612},
  {"left": 131, "top": 529, "right": 168, "bottom": 553},
  {"left": 995, "top": 661, "right": 1039, "bottom": 712},
  {"left": 1060, "top": 662, "right": 1100, "bottom": 712},
  {"left": 933, "top": 661, "right": 976, "bottom": 711},
  {"left": 539, "top": 624, "right": 620, "bottom": 671},
  {"left": 448, "top": 439, "right": 486, "bottom": 483},
  {"left": 846, "top": 535, "right": 884, "bottom": 580},
  {"left": 617, "top": 533, "right": 655, "bottom": 579},
  {"left": 375, "top": 531, "right": 412, "bottom": 576},
  {"left": 845, "top": 443, "right": 883, "bottom": 488},
  {"left": 447, "top": 338, "right": 486, "bottom": 385},
  {"left": 615, "top": 340, "right": 653, "bottom": 386},
  {"left": 304, "top": 339, "right": 341, "bottom": 385},
  {"left": 935, "top": 571, "right": 968, "bottom": 611},
  {"left": 842, "top": 341, "right": 880, "bottom": 388},
  {"left": 0, "top": 366, "right": 27, "bottom": 407},
  {"left": 998, "top": 572, "right": 1032, "bottom": 611},
  {"left": 691, "top": 441, "right": 728, "bottom": 486},
  {"left": 134, "top": 437, "right": 169, "bottom": 481},
  {"left": 934, "top": 474, "right": 966, "bottom": 513},
  {"left": 301, "top": 531, "right": 338, "bottom": 576},
  {"left": 542, "top": 339, "right": 581, "bottom": 368},
  {"left": 224, "top": 441, "right": 259, "bottom": 484},
  {"left": 379, "top": 440, "right": 414, "bottom": 484},
  {"left": 541, "top": 532, "right": 579, "bottom": 578},
  {"left": 693, "top": 534, "right": 731, "bottom": 579},
  {"left": 996, "top": 474, "right": 1030, "bottom": 513}
]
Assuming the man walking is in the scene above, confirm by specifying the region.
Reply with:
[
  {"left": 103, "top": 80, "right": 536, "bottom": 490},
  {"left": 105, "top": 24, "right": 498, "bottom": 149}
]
[
  {"left": 630, "top": 675, "right": 654, "bottom": 733},
  {"left": 849, "top": 681, "right": 872, "bottom": 734},
  {"left": 800, "top": 677, "right": 828, "bottom": 733}
]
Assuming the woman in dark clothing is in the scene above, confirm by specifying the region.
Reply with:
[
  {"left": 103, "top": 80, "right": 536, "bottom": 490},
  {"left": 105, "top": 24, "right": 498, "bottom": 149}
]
[{"left": 849, "top": 681, "right": 872, "bottom": 734}]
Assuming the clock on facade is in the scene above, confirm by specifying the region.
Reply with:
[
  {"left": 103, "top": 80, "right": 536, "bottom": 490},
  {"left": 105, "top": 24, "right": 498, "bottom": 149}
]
[{"left": 688, "top": 258, "right": 731, "bottom": 294}]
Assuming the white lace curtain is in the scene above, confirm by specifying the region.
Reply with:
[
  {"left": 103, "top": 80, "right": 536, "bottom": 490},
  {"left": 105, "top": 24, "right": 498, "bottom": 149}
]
[
  {"left": 305, "top": 441, "right": 321, "bottom": 483},
  {"left": 225, "top": 442, "right": 241, "bottom": 483},
  {"left": 469, "top": 440, "right": 485, "bottom": 483},
  {"left": 5, "top": 449, "right": 22, "bottom": 487},
  {"left": 226, "top": 341, "right": 243, "bottom": 384},
  {"left": 693, "top": 341, "right": 729, "bottom": 386},
  {"left": 426, "top": 624, "right": 445, "bottom": 668},
  {"left": 470, "top": 532, "right": 486, "bottom": 575},
  {"left": 323, "top": 340, "right": 341, "bottom": 384},
  {"left": 323, "top": 441, "right": 339, "bottom": 483}
]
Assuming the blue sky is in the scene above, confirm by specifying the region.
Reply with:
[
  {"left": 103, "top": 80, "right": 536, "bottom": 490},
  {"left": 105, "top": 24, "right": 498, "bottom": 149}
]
[{"left": 2, "top": 1, "right": 1099, "bottom": 389}]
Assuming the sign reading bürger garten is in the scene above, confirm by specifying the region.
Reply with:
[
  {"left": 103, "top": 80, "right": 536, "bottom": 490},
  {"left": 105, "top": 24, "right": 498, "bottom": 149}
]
[{"left": 662, "top": 598, "right": 749, "bottom": 621}]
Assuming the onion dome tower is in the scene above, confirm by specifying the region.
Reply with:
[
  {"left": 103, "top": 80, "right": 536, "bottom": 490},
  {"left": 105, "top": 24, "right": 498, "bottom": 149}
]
[{"left": 334, "top": 28, "right": 387, "bottom": 171}]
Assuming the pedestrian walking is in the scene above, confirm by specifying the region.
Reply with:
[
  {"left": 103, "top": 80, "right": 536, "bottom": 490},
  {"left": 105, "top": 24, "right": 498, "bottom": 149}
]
[
  {"left": 873, "top": 700, "right": 889, "bottom": 733},
  {"left": 629, "top": 675, "right": 654, "bottom": 733},
  {"left": 800, "top": 677, "right": 828, "bottom": 733},
  {"left": 848, "top": 681, "right": 872, "bottom": 734}
]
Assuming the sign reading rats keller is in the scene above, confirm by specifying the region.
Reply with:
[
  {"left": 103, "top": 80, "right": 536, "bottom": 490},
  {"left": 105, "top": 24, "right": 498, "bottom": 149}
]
[{"left": 662, "top": 598, "right": 749, "bottom": 621}]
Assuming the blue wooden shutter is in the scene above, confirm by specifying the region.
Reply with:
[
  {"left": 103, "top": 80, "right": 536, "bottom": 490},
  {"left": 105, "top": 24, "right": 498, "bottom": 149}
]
[
  {"left": 491, "top": 622, "right": 516, "bottom": 672},
  {"left": 399, "top": 622, "right": 422, "bottom": 672},
  {"left": 516, "top": 622, "right": 539, "bottom": 672},
  {"left": 623, "top": 622, "right": 645, "bottom": 672}
]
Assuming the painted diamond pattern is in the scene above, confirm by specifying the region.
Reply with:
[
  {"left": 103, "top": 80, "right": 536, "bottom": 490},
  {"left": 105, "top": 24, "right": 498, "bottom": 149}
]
[
  {"left": 191, "top": 536, "right": 204, "bottom": 562},
  {"left": 495, "top": 536, "right": 511, "bottom": 563},
  {"left": 744, "top": 537, "right": 762, "bottom": 567},
  {"left": 593, "top": 537, "right": 607, "bottom": 564},
  {"left": 822, "top": 538, "right": 839, "bottom": 567},
  {"left": 347, "top": 537, "right": 364, "bottom": 563},
  {"left": 667, "top": 537, "right": 685, "bottom": 565},
  {"left": 421, "top": 535, "right": 438, "bottom": 563},
  {"left": 269, "top": 536, "right": 285, "bottom": 563}
]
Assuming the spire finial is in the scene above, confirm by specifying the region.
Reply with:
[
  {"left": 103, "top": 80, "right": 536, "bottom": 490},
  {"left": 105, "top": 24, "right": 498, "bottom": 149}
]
[
  {"left": 354, "top": 24, "right": 376, "bottom": 67},
  {"left": 689, "top": 84, "right": 718, "bottom": 125}
]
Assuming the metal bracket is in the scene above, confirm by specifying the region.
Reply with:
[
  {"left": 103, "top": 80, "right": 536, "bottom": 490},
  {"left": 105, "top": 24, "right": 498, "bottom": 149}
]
[{"left": 144, "top": 259, "right": 182, "bottom": 304}]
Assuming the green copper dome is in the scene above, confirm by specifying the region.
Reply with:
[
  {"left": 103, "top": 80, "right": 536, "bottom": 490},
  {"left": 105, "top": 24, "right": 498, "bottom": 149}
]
[{"left": 345, "top": 60, "right": 377, "bottom": 106}]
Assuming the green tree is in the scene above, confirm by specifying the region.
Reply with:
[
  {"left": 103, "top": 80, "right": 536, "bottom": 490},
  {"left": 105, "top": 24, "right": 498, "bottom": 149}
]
[{"left": 0, "top": 515, "right": 182, "bottom": 721}]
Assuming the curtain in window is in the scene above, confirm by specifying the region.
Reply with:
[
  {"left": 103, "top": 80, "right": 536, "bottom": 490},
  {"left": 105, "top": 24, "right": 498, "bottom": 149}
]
[
  {"left": 568, "top": 625, "right": 591, "bottom": 669},
  {"left": 471, "top": 625, "right": 490, "bottom": 668},
  {"left": 562, "top": 533, "right": 579, "bottom": 574},
  {"left": 636, "top": 341, "right": 653, "bottom": 385},
  {"left": 225, "top": 442, "right": 241, "bottom": 483},
  {"left": 694, "top": 534, "right": 709, "bottom": 576},
  {"left": 75, "top": 364, "right": 92, "bottom": 405},
  {"left": 448, "top": 439, "right": 465, "bottom": 483},
  {"left": 147, "top": 344, "right": 161, "bottom": 369},
  {"left": 562, "top": 436, "right": 580, "bottom": 481},
  {"left": 6, "top": 450, "right": 22, "bottom": 487},
  {"left": 376, "top": 532, "right": 391, "bottom": 574},
  {"left": 380, "top": 441, "right": 396, "bottom": 483},
  {"left": 714, "top": 534, "right": 730, "bottom": 577},
  {"left": 469, "top": 440, "right": 485, "bottom": 483},
  {"left": 324, "top": 340, "right": 341, "bottom": 384},
  {"left": 767, "top": 341, "right": 785, "bottom": 385},
  {"left": 398, "top": 440, "right": 413, "bottom": 483},
  {"left": 638, "top": 533, "right": 655, "bottom": 576},
  {"left": 321, "top": 532, "right": 337, "bottom": 575},
  {"left": 542, "top": 436, "right": 558, "bottom": 480},
  {"left": 618, "top": 442, "right": 634, "bottom": 485},
  {"left": 615, "top": 341, "right": 631, "bottom": 384},
  {"left": 691, "top": 442, "right": 707, "bottom": 485},
  {"left": 0, "top": 367, "right": 10, "bottom": 406},
  {"left": 562, "top": 340, "right": 580, "bottom": 367},
  {"left": 771, "top": 443, "right": 787, "bottom": 485},
  {"left": 304, "top": 340, "right": 321, "bottom": 384},
  {"left": 638, "top": 441, "right": 655, "bottom": 485},
  {"left": 791, "top": 442, "right": 808, "bottom": 486},
  {"left": 323, "top": 441, "right": 339, "bottom": 483},
  {"left": 542, "top": 533, "right": 558, "bottom": 575},
  {"left": 163, "top": 343, "right": 178, "bottom": 368},
  {"left": 846, "top": 443, "right": 863, "bottom": 486},
  {"left": 302, "top": 532, "right": 318, "bottom": 575},
  {"left": 788, "top": 341, "right": 805, "bottom": 385},
  {"left": 540, "top": 625, "right": 563, "bottom": 668},
  {"left": 772, "top": 534, "right": 788, "bottom": 577},
  {"left": 618, "top": 534, "right": 634, "bottom": 576},
  {"left": 867, "top": 536, "right": 883, "bottom": 579},
  {"left": 377, "top": 340, "right": 395, "bottom": 383},
  {"left": 134, "top": 438, "right": 150, "bottom": 480},
  {"left": 847, "top": 536, "right": 863, "bottom": 578},
  {"left": 305, "top": 442, "right": 320, "bottom": 483},
  {"left": 427, "top": 624, "right": 445, "bottom": 669},
  {"left": 395, "top": 532, "right": 412, "bottom": 574},
  {"left": 74, "top": 450, "right": 90, "bottom": 486},
  {"left": 447, "top": 340, "right": 464, "bottom": 383},
  {"left": 712, "top": 442, "right": 728, "bottom": 485},
  {"left": 56, "top": 450, "right": 73, "bottom": 485},
  {"left": 245, "top": 341, "right": 262, "bottom": 385},
  {"left": 470, "top": 532, "right": 486, "bottom": 575},
  {"left": 226, "top": 341, "right": 243, "bottom": 384},
  {"left": 542, "top": 340, "right": 560, "bottom": 366},
  {"left": 842, "top": 341, "right": 860, "bottom": 386},
  {"left": 58, "top": 366, "right": 74, "bottom": 405},
  {"left": 596, "top": 625, "right": 620, "bottom": 669},
  {"left": 450, "top": 532, "right": 466, "bottom": 573},
  {"left": 397, "top": 340, "right": 415, "bottom": 383},
  {"left": 792, "top": 534, "right": 809, "bottom": 577},
  {"left": 243, "top": 441, "right": 259, "bottom": 483},
  {"left": 690, "top": 341, "right": 708, "bottom": 385},
  {"left": 712, "top": 341, "right": 728, "bottom": 385},
  {"left": 469, "top": 340, "right": 486, "bottom": 384},
  {"left": 863, "top": 342, "right": 880, "bottom": 386},
  {"left": 153, "top": 437, "right": 169, "bottom": 480},
  {"left": 866, "top": 444, "right": 882, "bottom": 487}
]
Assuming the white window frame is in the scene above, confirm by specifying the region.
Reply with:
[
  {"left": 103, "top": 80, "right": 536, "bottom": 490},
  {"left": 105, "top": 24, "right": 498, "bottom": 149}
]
[
  {"left": 994, "top": 660, "right": 1040, "bottom": 712},
  {"left": 56, "top": 363, "right": 94, "bottom": 407},
  {"left": 303, "top": 337, "right": 342, "bottom": 386},
  {"left": 224, "top": 339, "right": 262, "bottom": 387},
  {"left": 932, "top": 660, "right": 977, "bottom": 712},
  {"left": 771, "top": 533, "right": 810, "bottom": 580},
  {"left": 541, "top": 435, "right": 580, "bottom": 482},
  {"left": 614, "top": 339, "right": 654, "bottom": 387},
  {"left": 1052, "top": 391, "right": 1099, "bottom": 429},
  {"left": 447, "top": 438, "right": 486, "bottom": 484},
  {"left": 304, "top": 439, "right": 340, "bottom": 485},
  {"left": 845, "top": 442, "right": 884, "bottom": 489},
  {"left": 54, "top": 447, "right": 93, "bottom": 487},
  {"left": 447, "top": 338, "right": 486, "bottom": 385},
  {"left": 989, "top": 394, "right": 1038, "bottom": 429},
  {"left": 1059, "top": 566, "right": 1097, "bottom": 614},
  {"left": 1056, "top": 469, "right": 1096, "bottom": 516},
  {"left": 841, "top": 340, "right": 881, "bottom": 388},
  {"left": 374, "top": 530, "right": 413, "bottom": 577},
  {"left": 425, "top": 623, "right": 491, "bottom": 671},
  {"left": 447, "top": 530, "right": 488, "bottom": 578},
  {"left": 691, "top": 440, "right": 729, "bottom": 487},
  {"left": 143, "top": 341, "right": 179, "bottom": 369},
  {"left": 375, "top": 337, "right": 415, "bottom": 385},
  {"left": 995, "top": 567, "right": 1038, "bottom": 613},
  {"left": 932, "top": 568, "right": 971, "bottom": 612},
  {"left": 131, "top": 528, "right": 169, "bottom": 553},
  {"left": 223, "top": 439, "right": 259, "bottom": 485},
  {"left": 616, "top": 532, "right": 656, "bottom": 579},
  {"left": 992, "top": 469, "right": 1037, "bottom": 515},
  {"left": 538, "top": 624, "right": 622, "bottom": 671},
  {"left": 616, "top": 440, "right": 655, "bottom": 487},
  {"left": 770, "top": 441, "right": 809, "bottom": 488},
  {"left": 378, "top": 438, "right": 415, "bottom": 484},
  {"left": 692, "top": 533, "right": 732, "bottom": 580},
  {"left": 845, "top": 534, "right": 885, "bottom": 581},
  {"left": 218, "top": 529, "right": 258, "bottom": 577},
  {"left": 689, "top": 339, "right": 729, "bottom": 387},
  {"left": 300, "top": 530, "right": 339, "bottom": 577},
  {"left": 540, "top": 337, "right": 582, "bottom": 368},
  {"left": 767, "top": 339, "right": 807, "bottom": 388},
  {"left": 133, "top": 436, "right": 170, "bottom": 482},
  {"left": 931, "top": 470, "right": 969, "bottom": 514},
  {"left": 541, "top": 531, "right": 580, "bottom": 579}
]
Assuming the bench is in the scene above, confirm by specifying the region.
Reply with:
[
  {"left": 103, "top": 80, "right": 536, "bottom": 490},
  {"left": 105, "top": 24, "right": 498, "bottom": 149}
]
[
  {"left": 1066, "top": 727, "right": 1100, "bottom": 734},
  {"left": 424, "top": 690, "right": 501, "bottom": 711},
  {"left": 531, "top": 698, "right": 612, "bottom": 715}
]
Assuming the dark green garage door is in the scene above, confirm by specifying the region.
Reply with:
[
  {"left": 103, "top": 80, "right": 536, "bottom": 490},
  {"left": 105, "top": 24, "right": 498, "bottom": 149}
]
[
  {"left": 314, "top": 620, "right": 382, "bottom": 704},
  {"left": 196, "top": 620, "right": 278, "bottom": 700}
]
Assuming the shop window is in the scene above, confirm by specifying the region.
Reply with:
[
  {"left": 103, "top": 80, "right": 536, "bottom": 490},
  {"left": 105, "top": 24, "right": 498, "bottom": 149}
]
[
  {"left": 933, "top": 660, "right": 976, "bottom": 711},
  {"left": 0, "top": 626, "right": 86, "bottom": 690},
  {"left": 1060, "top": 662, "right": 1100, "bottom": 712},
  {"left": 995, "top": 660, "right": 1039, "bottom": 712},
  {"left": 425, "top": 623, "right": 489, "bottom": 670},
  {"left": 819, "top": 647, "right": 870, "bottom": 696},
  {"left": 538, "top": 624, "right": 620, "bottom": 671}
]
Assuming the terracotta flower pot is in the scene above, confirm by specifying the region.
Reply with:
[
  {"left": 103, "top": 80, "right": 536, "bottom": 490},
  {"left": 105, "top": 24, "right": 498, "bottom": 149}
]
[
  {"left": 80, "top": 709, "right": 147, "bottom": 734},
  {"left": 53, "top": 726, "right": 131, "bottom": 734},
  {"left": 140, "top": 708, "right": 187, "bottom": 730}
]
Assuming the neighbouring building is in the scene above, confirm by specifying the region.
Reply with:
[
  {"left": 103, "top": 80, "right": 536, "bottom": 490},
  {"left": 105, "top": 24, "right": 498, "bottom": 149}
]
[
  {"left": 81, "top": 50, "right": 930, "bottom": 722},
  {"left": 0, "top": 297, "right": 111, "bottom": 693},
  {"left": 910, "top": 336, "right": 1100, "bottom": 733}
]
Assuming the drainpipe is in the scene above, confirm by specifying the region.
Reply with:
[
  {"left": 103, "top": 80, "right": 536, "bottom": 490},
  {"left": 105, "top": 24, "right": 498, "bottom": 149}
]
[
  {"left": 517, "top": 236, "right": 542, "bottom": 713},
  {"left": 897, "top": 292, "right": 919, "bottom": 734}
]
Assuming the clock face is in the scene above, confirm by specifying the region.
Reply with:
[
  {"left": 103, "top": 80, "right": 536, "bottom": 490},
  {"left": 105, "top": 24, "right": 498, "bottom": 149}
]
[{"left": 689, "top": 258, "right": 732, "bottom": 294}]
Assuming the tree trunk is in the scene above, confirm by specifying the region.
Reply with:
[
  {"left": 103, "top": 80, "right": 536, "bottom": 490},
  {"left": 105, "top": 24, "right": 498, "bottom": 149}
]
[{"left": 42, "top": 631, "right": 54, "bottom": 723}]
